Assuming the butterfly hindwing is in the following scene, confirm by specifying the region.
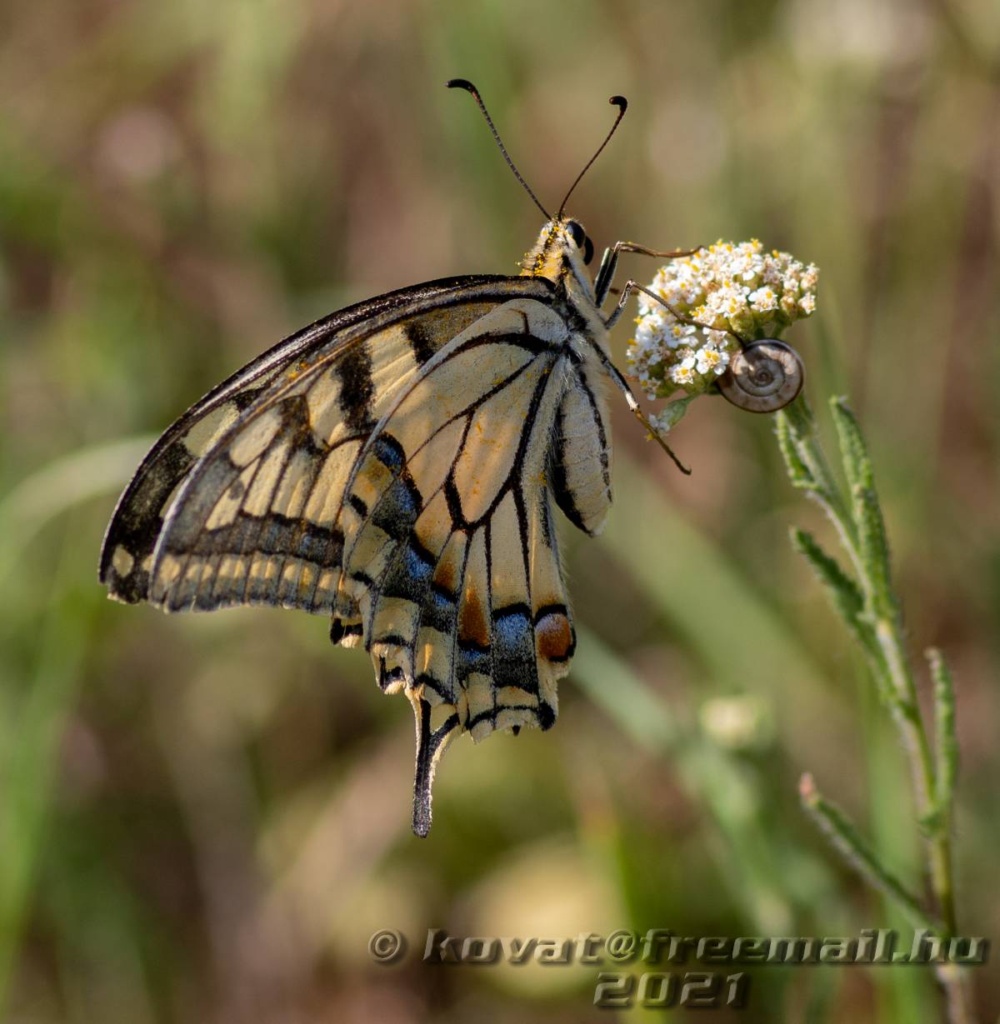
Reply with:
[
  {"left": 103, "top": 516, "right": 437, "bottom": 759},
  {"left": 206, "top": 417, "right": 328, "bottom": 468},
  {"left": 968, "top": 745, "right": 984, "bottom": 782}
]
[
  {"left": 550, "top": 359, "right": 614, "bottom": 535},
  {"left": 320, "top": 295, "right": 593, "bottom": 829}
]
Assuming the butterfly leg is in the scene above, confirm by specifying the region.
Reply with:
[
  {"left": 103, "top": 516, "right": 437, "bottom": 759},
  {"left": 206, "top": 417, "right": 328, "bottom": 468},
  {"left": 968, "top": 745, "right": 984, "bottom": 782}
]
[
  {"left": 594, "top": 241, "right": 701, "bottom": 306},
  {"left": 607, "top": 280, "right": 746, "bottom": 353},
  {"left": 410, "top": 695, "right": 460, "bottom": 837}
]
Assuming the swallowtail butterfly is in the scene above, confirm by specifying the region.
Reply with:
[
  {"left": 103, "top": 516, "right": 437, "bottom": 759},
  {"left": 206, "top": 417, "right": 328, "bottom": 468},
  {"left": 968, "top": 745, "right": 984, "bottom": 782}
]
[{"left": 100, "top": 80, "right": 690, "bottom": 835}]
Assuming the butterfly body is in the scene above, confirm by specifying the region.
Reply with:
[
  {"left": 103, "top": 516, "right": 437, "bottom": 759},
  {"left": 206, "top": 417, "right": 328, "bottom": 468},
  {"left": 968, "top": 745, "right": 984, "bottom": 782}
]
[{"left": 101, "top": 218, "right": 616, "bottom": 834}]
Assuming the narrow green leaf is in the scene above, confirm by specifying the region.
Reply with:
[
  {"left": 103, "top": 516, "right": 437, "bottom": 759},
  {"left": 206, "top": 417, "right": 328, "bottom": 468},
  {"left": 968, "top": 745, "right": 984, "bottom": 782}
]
[
  {"left": 779, "top": 397, "right": 857, "bottom": 537},
  {"left": 775, "top": 410, "right": 815, "bottom": 488},
  {"left": 927, "top": 648, "right": 959, "bottom": 824},
  {"left": 790, "top": 527, "right": 874, "bottom": 649},
  {"left": 831, "top": 400, "right": 895, "bottom": 617},
  {"left": 854, "top": 483, "right": 895, "bottom": 618},
  {"left": 799, "top": 774, "right": 938, "bottom": 932},
  {"left": 830, "top": 397, "right": 869, "bottom": 494}
]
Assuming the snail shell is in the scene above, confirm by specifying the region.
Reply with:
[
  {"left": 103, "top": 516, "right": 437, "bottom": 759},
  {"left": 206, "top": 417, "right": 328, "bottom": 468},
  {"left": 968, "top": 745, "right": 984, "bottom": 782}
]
[{"left": 718, "top": 339, "right": 804, "bottom": 413}]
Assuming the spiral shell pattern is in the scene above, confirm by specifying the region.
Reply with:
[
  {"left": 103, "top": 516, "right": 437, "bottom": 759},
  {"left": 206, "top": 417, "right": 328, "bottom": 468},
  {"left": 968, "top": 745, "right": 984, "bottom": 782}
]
[{"left": 718, "top": 340, "right": 804, "bottom": 413}]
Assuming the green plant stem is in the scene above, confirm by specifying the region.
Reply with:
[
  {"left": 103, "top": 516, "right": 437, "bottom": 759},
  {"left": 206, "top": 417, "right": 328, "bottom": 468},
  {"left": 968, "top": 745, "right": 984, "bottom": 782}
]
[
  {"left": 872, "top": 621, "right": 956, "bottom": 931},
  {"left": 777, "top": 395, "right": 974, "bottom": 1024}
]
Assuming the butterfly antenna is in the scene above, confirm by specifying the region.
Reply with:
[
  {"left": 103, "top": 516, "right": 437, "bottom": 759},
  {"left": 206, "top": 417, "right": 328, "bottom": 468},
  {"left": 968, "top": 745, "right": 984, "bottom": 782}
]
[
  {"left": 447, "top": 78, "right": 551, "bottom": 221},
  {"left": 557, "top": 96, "right": 628, "bottom": 218}
]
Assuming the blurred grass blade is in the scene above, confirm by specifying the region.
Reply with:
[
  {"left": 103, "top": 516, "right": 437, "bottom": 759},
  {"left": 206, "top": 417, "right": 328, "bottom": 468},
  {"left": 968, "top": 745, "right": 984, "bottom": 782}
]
[
  {"left": 571, "top": 623, "right": 679, "bottom": 753},
  {"left": 574, "top": 625, "right": 836, "bottom": 934},
  {"left": 0, "top": 441, "right": 152, "bottom": 1007},
  {"left": 0, "top": 552, "right": 96, "bottom": 1007},
  {"left": 0, "top": 437, "right": 155, "bottom": 581},
  {"left": 599, "top": 446, "right": 847, "bottom": 752}
]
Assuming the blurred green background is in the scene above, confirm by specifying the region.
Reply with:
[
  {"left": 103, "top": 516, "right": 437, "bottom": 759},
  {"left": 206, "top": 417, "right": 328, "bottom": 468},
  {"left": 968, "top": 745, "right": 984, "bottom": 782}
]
[{"left": 1, "top": 0, "right": 997, "bottom": 1020}]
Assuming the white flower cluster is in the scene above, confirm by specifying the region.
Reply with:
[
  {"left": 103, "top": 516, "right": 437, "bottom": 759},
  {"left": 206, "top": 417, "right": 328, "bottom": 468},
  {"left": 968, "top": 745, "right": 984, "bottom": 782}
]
[{"left": 626, "top": 240, "right": 818, "bottom": 409}]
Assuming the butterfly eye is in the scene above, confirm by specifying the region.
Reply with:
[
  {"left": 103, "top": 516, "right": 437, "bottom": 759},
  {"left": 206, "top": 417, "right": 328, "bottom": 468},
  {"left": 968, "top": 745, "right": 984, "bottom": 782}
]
[
  {"left": 566, "top": 220, "right": 586, "bottom": 250},
  {"left": 566, "top": 220, "right": 594, "bottom": 265}
]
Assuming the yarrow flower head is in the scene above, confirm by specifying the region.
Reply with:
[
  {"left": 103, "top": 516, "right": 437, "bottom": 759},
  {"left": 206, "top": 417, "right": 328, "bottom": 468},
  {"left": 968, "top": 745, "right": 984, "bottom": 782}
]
[{"left": 626, "top": 240, "right": 818, "bottom": 430}]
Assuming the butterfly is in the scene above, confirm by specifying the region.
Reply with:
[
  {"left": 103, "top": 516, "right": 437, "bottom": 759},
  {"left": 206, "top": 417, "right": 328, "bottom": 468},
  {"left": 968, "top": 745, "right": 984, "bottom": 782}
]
[{"left": 99, "top": 80, "right": 690, "bottom": 836}]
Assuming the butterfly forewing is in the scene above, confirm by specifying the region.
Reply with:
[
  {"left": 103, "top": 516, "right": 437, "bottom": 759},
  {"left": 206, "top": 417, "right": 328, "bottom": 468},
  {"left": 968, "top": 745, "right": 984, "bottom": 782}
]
[
  {"left": 100, "top": 276, "right": 544, "bottom": 606},
  {"left": 101, "top": 220, "right": 616, "bottom": 835}
]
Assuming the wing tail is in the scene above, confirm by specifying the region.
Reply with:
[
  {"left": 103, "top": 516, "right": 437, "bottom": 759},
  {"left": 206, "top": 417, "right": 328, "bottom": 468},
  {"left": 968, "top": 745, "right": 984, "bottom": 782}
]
[{"left": 410, "top": 696, "right": 460, "bottom": 837}]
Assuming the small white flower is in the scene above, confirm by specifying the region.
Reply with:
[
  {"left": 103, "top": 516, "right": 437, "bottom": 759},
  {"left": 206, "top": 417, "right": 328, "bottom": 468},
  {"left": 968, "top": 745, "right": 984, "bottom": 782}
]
[
  {"left": 668, "top": 320, "right": 697, "bottom": 346},
  {"left": 669, "top": 351, "right": 698, "bottom": 385},
  {"left": 695, "top": 343, "right": 730, "bottom": 376},
  {"left": 634, "top": 313, "right": 666, "bottom": 349},
  {"left": 749, "top": 286, "right": 779, "bottom": 312},
  {"left": 715, "top": 287, "right": 747, "bottom": 319}
]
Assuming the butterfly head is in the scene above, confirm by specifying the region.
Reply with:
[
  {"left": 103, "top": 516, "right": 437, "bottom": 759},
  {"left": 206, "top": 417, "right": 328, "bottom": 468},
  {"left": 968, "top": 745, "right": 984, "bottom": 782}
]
[{"left": 521, "top": 217, "right": 596, "bottom": 296}]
